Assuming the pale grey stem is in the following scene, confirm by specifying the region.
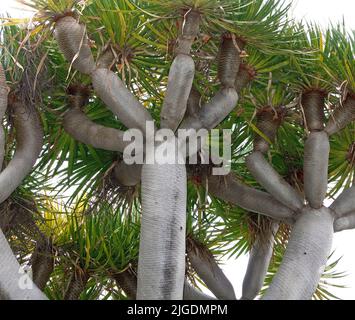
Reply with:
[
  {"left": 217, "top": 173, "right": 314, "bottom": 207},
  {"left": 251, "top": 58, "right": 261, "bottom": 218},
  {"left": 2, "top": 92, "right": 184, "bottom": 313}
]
[
  {"left": 92, "top": 68, "right": 153, "bottom": 133},
  {"left": 188, "top": 249, "right": 236, "bottom": 300},
  {"left": 303, "top": 131, "right": 330, "bottom": 209},
  {"left": 180, "top": 88, "right": 238, "bottom": 130},
  {"left": 330, "top": 184, "right": 355, "bottom": 218},
  {"left": 160, "top": 54, "right": 195, "bottom": 131},
  {"left": 63, "top": 106, "right": 129, "bottom": 152},
  {"left": 241, "top": 223, "right": 278, "bottom": 300},
  {"left": 246, "top": 151, "right": 304, "bottom": 211},
  {"left": 183, "top": 281, "right": 217, "bottom": 300},
  {"left": 263, "top": 207, "right": 334, "bottom": 300},
  {"left": 137, "top": 144, "right": 187, "bottom": 300},
  {"left": 0, "top": 229, "right": 47, "bottom": 300},
  {"left": 0, "top": 101, "right": 43, "bottom": 203},
  {"left": 206, "top": 174, "right": 295, "bottom": 221},
  {"left": 334, "top": 212, "right": 355, "bottom": 232}
]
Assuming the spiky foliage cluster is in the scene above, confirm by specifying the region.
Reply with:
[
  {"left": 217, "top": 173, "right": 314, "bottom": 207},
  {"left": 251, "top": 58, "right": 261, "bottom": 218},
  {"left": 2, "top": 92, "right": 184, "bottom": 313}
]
[{"left": 1, "top": 0, "right": 354, "bottom": 299}]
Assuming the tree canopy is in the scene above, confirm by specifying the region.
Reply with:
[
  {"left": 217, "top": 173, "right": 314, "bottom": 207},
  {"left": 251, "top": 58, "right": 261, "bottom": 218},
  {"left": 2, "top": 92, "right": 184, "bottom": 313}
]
[{"left": 0, "top": 0, "right": 354, "bottom": 300}]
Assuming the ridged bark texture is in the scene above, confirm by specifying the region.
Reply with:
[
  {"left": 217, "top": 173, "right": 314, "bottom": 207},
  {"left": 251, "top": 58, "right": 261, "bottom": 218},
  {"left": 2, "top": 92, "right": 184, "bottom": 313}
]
[
  {"left": 64, "top": 269, "right": 89, "bottom": 300},
  {"left": 303, "top": 131, "right": 329, "bottom": 209},
  {"left": 246, "top": 151, "right": 304, "bottom": 211},
  {"left": 330, "top": 184, "right": 355, "bottom": 218},
  {"left": 253, "top": 108, "right": 282, "bottom": 153},
  {"left": 325, "top": 95, "right": 355, "bottom": 135},
  {"left": 263, "top": 207, "right": 334, "bottom": 300},
  {"left": 92, "top": 68, "right": 153, "bottom": 133},
  {"left": 188, "top": 248, "right": 236, "bottom": 300},
  {"left": 0, "top": 63, "right": 7, "bottom": 170},
  {"left": 63, "top": 107, "right": 128, "bottom": 152},
  {"left": 31, "top": 240, "right": 54, "bottom": 291},
  {"left": 183, "top": 281, "right": 216, "bottom": 300},
  {"left": 301, "top": 90, "right": 326, "bottom": 131},
  {"left": 0, "top": 229, "right": 47, "bottom": 300},
  {"left": 218, "top": 36, "right": 241, "bottom": 88},
  {"left": 241, "top": 223, "right": 278, "bottom": 300},
  {"left": 113, "top": 269, "right": 137, "bottom": 300},
  {"left": 0, "top": 101, "right": 43, "bottom": 203},
  {"left": 235, "top": 64, "right": 254, "bottom": 94},
  {"left": 160, "top": 54, "right": 195, "bottom": 131},
  {"left": 137, "top": 146, "right": 187, "bottom": 300},
  {"left": 54, "top": 16, "right": 95, "bottom": 75},
  {"left": 207, "top": 173, "right": 294, "bottom": 221}
]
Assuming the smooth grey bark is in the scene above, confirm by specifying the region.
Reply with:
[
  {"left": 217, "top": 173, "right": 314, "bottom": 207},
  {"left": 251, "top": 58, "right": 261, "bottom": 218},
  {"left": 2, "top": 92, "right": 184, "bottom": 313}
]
[
  {"left": 160, "top": 54, "right": 195, "bottom": 131},
  {"left": 0, "top": 229, "right": 47, "bottom": 300},
  {"left": 334, "top": 212, "right": 355, "bottom": 232},
  {"left": 206, "top": 173, "right": 295, "bottom": 221},
  {"left": 303, "top": 131, "right": 330, "bottom": 209},
  {"left": 183, "top": 281, "right": 217, "bottom": 300},
  {"left": 188, "top": 248, "right": 236, "bottom": 300},
  {"left": 63, "top": 106, "right": 129, "bottom": 152},
  {"left": 246, "top": 151, "right": 304, "bottom": 211},
  {"left": 0, "top": 97, "right": 45, "bottom": 300},
  {"left": 180, "top": 88, "right": 239, "bottom": 130},
  {"left": 0, "top": 101, "right": 43, "bottom": 203},
  {"left": 0, "top": 63, "right": 7, "bottom": 170},
  {"left": 92, "top": 68, "right": 153, "bottom": 133},
  {"left": 330, "top": 184, "right": 355, "bottom": 218},
  {"left": 241, "top": 223, "right": 278, "bottom": 300},
  {"left": 263, "top": 207, "right": 334, "bottom": 300},
  {"left": 137, "top": 145, "right": 187, "bottom": 300}
]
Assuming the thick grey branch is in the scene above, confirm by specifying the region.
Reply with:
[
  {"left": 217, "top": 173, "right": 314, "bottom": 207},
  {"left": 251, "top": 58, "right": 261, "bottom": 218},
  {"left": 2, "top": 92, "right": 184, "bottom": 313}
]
[
  {"left": 263, "top": 207, "right": 333, "bottom": 300},
  {"left": 180, "top": 88, "right": 238, "bottom": 130},
  {"left": 334, "top": 212, "right": 355, "bottom": 232},
  {"left": 188, "top": 246, "right": 236, "bottom": 300},
  {"left": 241, "top": 223, "right": 278, "bottom": 300},
  {"left": 160, "top": 54, "right": 195, "bottom": 131},
  {"left": 183, "top": 281, "right": 217, "bottom": 300},
  {"left": 63, "top": 106, "right": 128, "bottom": 152},
  {"left": 330, "top": 184, "right": 355, "bottom": 218},
  {"left": 0, "top": 229, "right": 47, "bottom": 300},
  {"left": 206, "top": 173, "right": 295, "bottom": 221},
  {"left": 0, "top": 100, "right": 43, "bottom": 203},
  {"left": 246, "top": 152, "right": 303, "bottom": 211},
  {"left": 137, "top": 149, "right": 186, "bottom": 300},
  {"left": 303, "top": 131, "right": 329, "bottom": 209},
  {"left": 325, "top": 95, "right": 355, "bottom": 136}
]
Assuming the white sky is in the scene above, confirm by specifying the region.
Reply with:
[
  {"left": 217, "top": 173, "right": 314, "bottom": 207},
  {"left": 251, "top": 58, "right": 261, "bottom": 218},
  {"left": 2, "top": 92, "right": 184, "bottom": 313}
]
[{"left": 1, "top": 0, "right": 355, "bottom": 300}]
